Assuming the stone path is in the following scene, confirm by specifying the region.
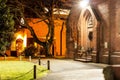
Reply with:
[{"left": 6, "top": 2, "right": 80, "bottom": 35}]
[{"left": 35, "top": 59, "right": 108, "bottom": 80}]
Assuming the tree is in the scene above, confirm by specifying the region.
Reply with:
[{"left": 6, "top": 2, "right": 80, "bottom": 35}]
[
  {"left": 0, "top": 0, "right": 15, "bottom": 55},
  {"left": 8, "top": 0, "right": 69, "bottom": 57}
]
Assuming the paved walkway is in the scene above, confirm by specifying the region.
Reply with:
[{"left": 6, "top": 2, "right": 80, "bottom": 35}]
[{"left": 34, "top": 59, "right": 108, "bottom": 80}]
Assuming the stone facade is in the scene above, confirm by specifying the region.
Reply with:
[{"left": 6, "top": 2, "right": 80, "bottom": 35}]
[{"left": 66, "top": 0, "right": 120, "bottom": 64}]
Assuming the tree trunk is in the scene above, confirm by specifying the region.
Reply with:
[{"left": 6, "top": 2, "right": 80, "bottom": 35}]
[{"left": 44, "top": 43, "right": 52, "bottom": 57}]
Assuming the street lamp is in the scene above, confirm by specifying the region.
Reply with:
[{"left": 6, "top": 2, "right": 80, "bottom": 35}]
[
  {"left": 79, "top": 0, "right": 90, "bottom": 8},
  {"left": 20, "top": 18, "right": 25, "bottom": 25}
]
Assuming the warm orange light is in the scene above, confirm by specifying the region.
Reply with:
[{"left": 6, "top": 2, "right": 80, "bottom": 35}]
[
  {"left": 16, "top": 34, "right": 23, "bottom": 40},
  {"left": 16, "top": 33, "right": 27, "bottom": 48},
  {"left": 34, "top": 42, "right": 37, "bottom": 48},
  {"left": 23, "top": 34, "right": 27, "bottom": 47}
]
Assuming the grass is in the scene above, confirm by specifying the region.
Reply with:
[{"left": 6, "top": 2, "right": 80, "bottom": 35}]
[{"left": 0, "top": 61, "right": 48, "bottom": 80}]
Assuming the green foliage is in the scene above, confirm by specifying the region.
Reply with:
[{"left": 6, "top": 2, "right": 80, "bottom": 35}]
[
  {"left": 103, "top": 66, "right": 114, "bottom": 80},
  {"left": 7, "top": 0, "right": 56, "bottom": 57},
  {"left": 0, "top": 0, "right": 15, "bottom": 53}
]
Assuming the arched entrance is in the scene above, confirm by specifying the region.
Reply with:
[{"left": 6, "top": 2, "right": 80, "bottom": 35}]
[
  {"left": 80, "top": 10, "right": 94, "bottom": 50},
  {"left": 75, "top": 6, "right": 100, "bottom": 62},
  {"left": 16, "top": 38, "right": 23, "bottom": 56}
]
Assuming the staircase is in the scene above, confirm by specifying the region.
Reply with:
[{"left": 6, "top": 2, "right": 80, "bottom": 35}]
[{"left": 75, "top": 50, "right": 92, "bottom": 62}]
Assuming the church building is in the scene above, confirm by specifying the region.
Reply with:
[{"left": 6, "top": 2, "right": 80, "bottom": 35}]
[{"left": 66, "top": 0, "right": 120, "bottom": 64}]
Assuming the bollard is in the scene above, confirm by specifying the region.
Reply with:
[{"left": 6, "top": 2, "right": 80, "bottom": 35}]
[
  {"left": 20, "top": 56, "right": 22, "bottom": 61},
  {"left": 29, "top": 56, "right": 31, "bottom": 62},
  {"left": 34, "top": 65, "right": 36, "bottom": 79},
  {"left": 47, "top": 60, "right": 50, "bottom": 70},
  {"left": 4, "top": 55, "right": 6, "bottom": 61},
  {"left": 38, "top": 58, "right": 41, "bottom": 65}
]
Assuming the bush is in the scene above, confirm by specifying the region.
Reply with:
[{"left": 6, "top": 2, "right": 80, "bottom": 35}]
[
  {"left": 23, "top": 44, "right": 38, "bottom": 58},
  {"left": 103, "top": 66, "right": 114, "bottom": 80}
]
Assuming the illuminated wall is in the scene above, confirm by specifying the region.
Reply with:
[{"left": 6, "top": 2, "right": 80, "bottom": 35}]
[
  {"left": 9, "top": 18, "right": 66, "bottom": 57},
  {"left": 27, "top": 18, "right": 66, "bottom": 57}
]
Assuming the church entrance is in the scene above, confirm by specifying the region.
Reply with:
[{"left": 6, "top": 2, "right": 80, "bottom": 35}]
[{"left": 75, "top": 7, "right": 100, "bottom": 62}]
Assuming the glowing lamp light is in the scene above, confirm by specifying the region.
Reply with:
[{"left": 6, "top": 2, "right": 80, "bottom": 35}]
[
  {"left": 79, "top": 0, "right": 89, "bottom": 8},
  {"left": 16, "top": 34, "right": 27, "bottom": 48},
  {"left": 16, "top": 34, "right": 23, "bottom": 40},
  {"left": 20, "top": 18, "right": 24, "bottom": 25},
  {"left": 23, "top": 34, "right": 27, "bottom": 47}
]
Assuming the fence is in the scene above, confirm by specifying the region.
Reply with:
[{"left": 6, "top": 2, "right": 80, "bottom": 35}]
[
  {"left": 0, "top": 57, "right": 51, "bottom": 80},
  {"left": 38, "top": 58, "right": 50, "bottom": 70}
]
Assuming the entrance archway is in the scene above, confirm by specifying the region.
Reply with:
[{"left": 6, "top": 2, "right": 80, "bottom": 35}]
[
  {"left": 80, "top": 10, "right": 94, "bottom": 50},
  {"left": 76, "top": 6, "right": 100, "bottom": 62}
]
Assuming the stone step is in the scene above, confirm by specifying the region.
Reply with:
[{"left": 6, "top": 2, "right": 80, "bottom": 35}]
[
  {"left": 75, "top": 58, "right": 92, "bottom": 62},
  {"left": 113, "top": 52, "right": 120, "bottom": 55}
]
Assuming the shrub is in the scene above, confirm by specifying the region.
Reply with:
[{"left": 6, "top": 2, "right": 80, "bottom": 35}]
[{"left": 23, "top": 44, "right": 38, "bottom": 58}]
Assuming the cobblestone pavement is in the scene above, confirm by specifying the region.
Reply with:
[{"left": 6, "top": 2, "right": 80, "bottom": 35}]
[{"left": 34, "top": 59, "right": 108, "bottom": 80}]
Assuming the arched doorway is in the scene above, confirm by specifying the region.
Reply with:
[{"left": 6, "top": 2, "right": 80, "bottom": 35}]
[
  {"left": 16, "top": 38, "right": 23, "bottom": 56},
  {"left": 75, "top": 6, "right": 100, "bottom": 62},
  {"left": 80, "top": 10, "right": 93, "bottom": 50}
]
